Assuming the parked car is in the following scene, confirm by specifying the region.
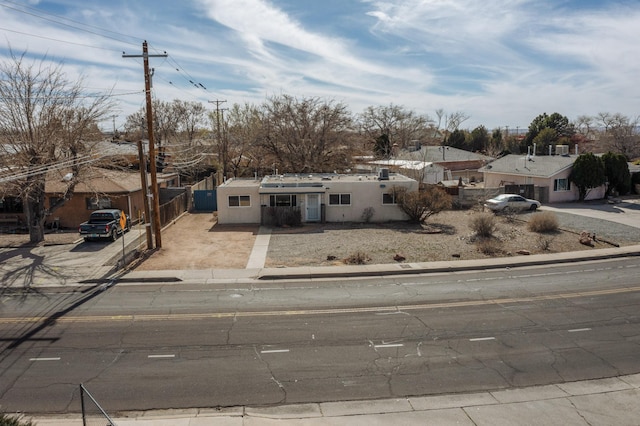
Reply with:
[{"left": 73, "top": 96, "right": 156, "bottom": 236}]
[
  {"left": 78, "top": 209, "right": 131, "bottom": 242},
  {"left": 484, "top": 194, "right": 541, "bottom": 212}
]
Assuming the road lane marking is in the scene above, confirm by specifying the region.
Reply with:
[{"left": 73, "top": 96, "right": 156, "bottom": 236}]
[
  {"left": 2, "top": 286, "right": 639, "bottom": 324},
  {"left": 147, "top": 354, "right": 175, "bottom": 358},
  {"left": 374, "top": 343, "right": 404, "bottom": 348},
  {"left": 29, "top": 357, "right": 60, "bottom": 361},
  {"left": 260, "top": 349, "right": 290, "bottom": 354},
  {"left": 469, "top": 337, "right": 495, "bottom": 342},
  {"left": 568, "top": 328, "right": 592, "bottom": 333}
]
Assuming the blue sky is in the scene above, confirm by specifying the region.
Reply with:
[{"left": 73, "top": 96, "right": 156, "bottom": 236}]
[{"left": 1, "top": 0, "right": 638, "bottom": 132}]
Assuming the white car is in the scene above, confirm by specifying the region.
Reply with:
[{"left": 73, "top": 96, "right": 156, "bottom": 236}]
[{"left": 484, "top": 194, "right": 541, "bottom": 212}]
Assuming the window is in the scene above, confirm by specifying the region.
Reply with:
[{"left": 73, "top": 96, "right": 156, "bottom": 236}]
[
  {"left": 382, "top": 192, "right": 397, "bottom": 204},
  {"left": 329, "top": 193, "right": 351, "bottom": 205},
  {"left": 0, "top": 197, "right": 23, "bottom": 213},
  {"left": 269, "top": 194, "right": 297, "bottom": 207},
  {"left": 86, "top": 197, "right": 111, "bottom": 210},
  {"left": 554, "top": 178, "right": 571, "bottom": 191},
  {"left": 228, "top": 195, "right": 251, "bottom": 207}
]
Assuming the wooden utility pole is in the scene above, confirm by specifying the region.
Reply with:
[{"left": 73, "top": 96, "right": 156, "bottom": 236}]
[
  {"left": 209, "top": 100, "right": 227, "bottom": 177},
  {"left": 123, "top": 41, "right": 167, "bottom": 248},
  {"left": 136, "top": 140, "right": 153, "bottom": 250}
]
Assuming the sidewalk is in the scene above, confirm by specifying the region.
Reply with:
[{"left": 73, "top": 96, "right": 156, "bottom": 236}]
[{"left": 27, "top": 374, "right": 640, "bottom": 425}]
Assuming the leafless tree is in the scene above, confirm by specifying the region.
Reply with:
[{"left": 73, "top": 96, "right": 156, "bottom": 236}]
[
  {"left": 595, "top": 112, "right": 640, "bottom": 159},
  {"left": 225, "top": 103, "right": 263, "bottom": 177},
  {"left": 0, "top": 52, "right": 113, "bottom": 243},
  {"left": 259, "top": 95, "right": 353, "bottom": 173},
  {"left": 435, "top": 109, "right": 470, "bottom": 143},
  {"left": 359, "top": 104, "right": 434, "bottom": 152}
]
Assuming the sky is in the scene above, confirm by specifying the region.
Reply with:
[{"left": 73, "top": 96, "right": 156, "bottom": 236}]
[{"left": 0, "top": 0, "right": 638, "bottom": 132}]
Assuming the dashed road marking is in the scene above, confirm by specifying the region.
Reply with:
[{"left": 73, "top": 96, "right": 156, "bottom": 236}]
[
  {"left": 568, "top": 328, "right": 592, "bottom": 333},
  {"left": 148, "top": 354, "right": 175, "bottom": 359},
  {"left": 469, "top": 337, "right": 495, "bottom": 342},
  {"left": 29, "top": 357, "right": 60, "bottom": 361},
  {"left": 374, "top": 343, "right": 404, "bottom": 348},
  {"left": 260, "top": 349, "right": 290, "bottom": 354}
]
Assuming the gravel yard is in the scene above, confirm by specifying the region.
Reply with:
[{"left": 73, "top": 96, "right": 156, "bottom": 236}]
[
  {"left": 264, "top": 209, "right": 631, "bottom": 268},
  {"left": 2, "top": 207, "right": 638, "bottom": 270}
]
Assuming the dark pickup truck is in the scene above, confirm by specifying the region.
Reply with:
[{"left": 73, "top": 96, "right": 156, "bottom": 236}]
[{"left": 78, "top": 209, "right": 131, "bottom": 242}]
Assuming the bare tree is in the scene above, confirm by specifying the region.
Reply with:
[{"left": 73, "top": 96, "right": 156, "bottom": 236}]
[
  {"left": 259, "top": 95, "right": 353, "bottom": 173},
  {"left": 435, "top": 109, "right": 470, "bottom": 146},
  {"left": 0, "top": 52, "right": 113, "bottom": 243},
  {"left": 359, "top": 104, "right": 433, "bottom": 154},
  {"left": 595, "top": 112, "right": 640, "bottom": 159},
  {"left": 225, "top": 103, "right": 262, "bottom": 177}
]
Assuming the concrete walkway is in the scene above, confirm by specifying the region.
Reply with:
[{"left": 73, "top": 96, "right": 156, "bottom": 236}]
[{"left": 245, "top": 226, "right": 272, "bottom": 269}]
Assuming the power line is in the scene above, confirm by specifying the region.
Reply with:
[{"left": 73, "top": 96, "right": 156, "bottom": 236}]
[{"left": 0, "top": 0, "right": 140, "bottom": 46}]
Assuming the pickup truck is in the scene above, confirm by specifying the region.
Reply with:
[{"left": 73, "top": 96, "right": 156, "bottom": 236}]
[{"left": 78, "top": 209, "right": 131, "bottom": 242}]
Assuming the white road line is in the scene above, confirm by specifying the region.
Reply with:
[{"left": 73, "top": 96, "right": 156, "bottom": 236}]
[
  {"left": 469, "top": 337, "right": 495, "bottom": 342},
  {"left": 29, "top": 357, "right": 60, "bottom": 361},
  {"left": 374, "top": 343, "right": 404, "bottom": 348},
  {"left": 568, "top": 328, "right": 592, "bottom": 333},
  {"left": 147, "top": 354, "right": 175, "bottom": 358},
  {"left": 260, "top": 349, "right": 290, "bottom": 354}
]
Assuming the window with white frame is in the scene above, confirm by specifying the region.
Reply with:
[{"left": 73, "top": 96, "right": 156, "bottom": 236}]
[
  {"left": 382, "top": 192, "right": 397, "bottom": 204},
  {"left": 554, "top": 178, "right": 571, "bottom": 191},
  {"left": 329, "top": 193, "right": 351, "bottom": 205},
  {"left": 228, "top": 195, "right": 251, "bottom": 207}
]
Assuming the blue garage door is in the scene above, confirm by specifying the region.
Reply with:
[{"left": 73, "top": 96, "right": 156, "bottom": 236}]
[{"left": 193, "top": 190, "right": 217, "bottom": 211}]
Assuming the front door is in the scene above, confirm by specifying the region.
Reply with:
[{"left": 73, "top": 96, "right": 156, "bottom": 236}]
[{"left": 306, "top": 194, "right": 321, "bottom": 222}]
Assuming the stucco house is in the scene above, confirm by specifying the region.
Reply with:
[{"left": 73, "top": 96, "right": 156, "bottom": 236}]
[
  {"left": 362, "top": 146, "right": 493, "bottom": 185},
  {"left": 216, "top": 171, "right": 419, "bottom": 225},
  {"left": 479, "top": 150, "right": 605, "bottom": 203}
]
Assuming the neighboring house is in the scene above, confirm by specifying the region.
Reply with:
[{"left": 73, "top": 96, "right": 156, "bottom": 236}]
[
  {"left": 363, "top": 146, "right": 493, "bottom": 184},
  {"left": 44, "top": 168, "right": 179, "bottom": 229},
  {"left": 367, "top": 159, "right": 446, "bottom": 185},
  {"left": 479, "top": 151, "right": 606, "bottom": 203},
  {"left": 216, "top": 171, "right": 418, "bottom": 225}
]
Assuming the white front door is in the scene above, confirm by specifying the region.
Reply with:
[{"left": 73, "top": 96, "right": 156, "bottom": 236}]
[{"left": 306, "top": 194, "right": 321, "bottom": 222}]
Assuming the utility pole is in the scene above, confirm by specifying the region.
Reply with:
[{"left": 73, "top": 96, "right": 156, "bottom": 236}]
[
  {"left": 209, "top": 100, "right": 227, "bottom": 179},
  {"left": 136, "top": 140, "right": 153, "bottom": 250},
  {"left": 123, "top": 41, "right": 167, "bottom": 249}
]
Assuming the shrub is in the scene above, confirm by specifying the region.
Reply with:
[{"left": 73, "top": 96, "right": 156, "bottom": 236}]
[
  {"left": 527, "top": 211, "right": 559, "bottom": 233},
  {"left": 470, "top": 212, "right": 497, "bottom": 238},
  {"left": 0, "top": 413, "right": 35, "bottom": 426},
  {"left": 476, "top": 238, "right": 502, "bottom": 255},
  {"left": 343, "top": 251, "right": 371, "bottom": 265},
  {"left": 537, "top": 235, "right": 554, "bottom": 251},
  {"left": 393, "top": 185, "right": 452, "bottom": 223}
]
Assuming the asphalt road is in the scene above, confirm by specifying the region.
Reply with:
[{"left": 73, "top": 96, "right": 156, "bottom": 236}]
[{"left": 1, "top": 257, "right": 639, "bottom": 413}]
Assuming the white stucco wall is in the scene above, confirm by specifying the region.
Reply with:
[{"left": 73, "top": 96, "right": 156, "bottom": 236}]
[{"left": 215, "top": 179, "right": 261, "bottom": 224}]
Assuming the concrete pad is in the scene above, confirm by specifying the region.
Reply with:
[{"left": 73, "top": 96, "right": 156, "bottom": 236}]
[
  {"left": 570, "top": 389, "right": 640, "bottom": 426},
  {"left": 409, "top": 392, "right": 498, "bottom": 410},
  {"left": 464, "top": 398, "right": 589, "bottom": 426},
  {"left": 557, "top": 377, "right": 632, "bottom": 396},
  {"left": 245, "top": 403, "right": 322, "bottom": 419},
  {"left": 319, "top": 398, "right": 412, "bottom": 417},
  {"left": 490, "top": 384, "right": 569, "bottom": 403}
]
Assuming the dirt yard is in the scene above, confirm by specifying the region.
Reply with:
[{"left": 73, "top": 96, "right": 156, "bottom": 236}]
[
  {"left": 135, "top": 209, "right": 622, "bottom": 270},
  {"left": 0, "top": 209, "right": 629, "bottom": 271}
]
